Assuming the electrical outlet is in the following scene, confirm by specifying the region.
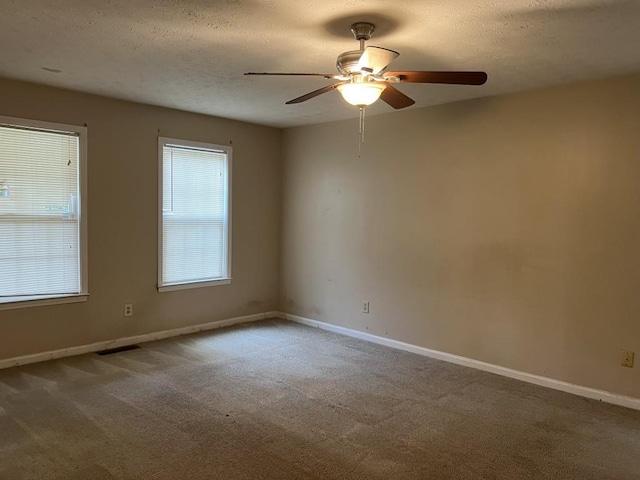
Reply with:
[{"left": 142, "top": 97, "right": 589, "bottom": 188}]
[
  {"left": 362, "top": 301, "right": 370, "bottom": 314},
  {"left": 621, "top": 351, "right": 634, "bottom": 368},
  {"left": 124, "top": 304, "right": 133, "bottom": 317}
]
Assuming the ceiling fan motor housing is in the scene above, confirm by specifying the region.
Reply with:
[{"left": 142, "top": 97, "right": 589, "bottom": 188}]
[
  {"left": 337, "top": 23, "right": 378, "bottom": 76},
  {"left": 336, "top": 50, "right": 365, "bottom": 76}
]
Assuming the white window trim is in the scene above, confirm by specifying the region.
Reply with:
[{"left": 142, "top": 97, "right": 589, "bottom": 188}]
[
  {"left": 0, "top": 115, "right": 89, "bottom": 309},
  {"left": 157, "top": 137, "right": 232, "bottom": 292},
  {"left": 0, "top": 294, "right": 89, "bottom": 311},
  {"left": 157, "top": 279, "right": 231, "bottom": 293}
]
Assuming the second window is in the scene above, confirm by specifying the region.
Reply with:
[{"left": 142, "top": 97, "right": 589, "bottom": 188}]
[{"left": 158, "top": 137, "right": 231, "bottom": 291}]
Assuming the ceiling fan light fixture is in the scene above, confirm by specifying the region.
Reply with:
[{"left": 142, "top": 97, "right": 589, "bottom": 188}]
[{"left": 337, "top": 82, "right": 386, "bottom": 107}]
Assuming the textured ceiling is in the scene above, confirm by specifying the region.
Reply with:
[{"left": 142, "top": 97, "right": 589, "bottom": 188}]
[{"left": 0, "top": 0, "right": 639, "bottom": 128}]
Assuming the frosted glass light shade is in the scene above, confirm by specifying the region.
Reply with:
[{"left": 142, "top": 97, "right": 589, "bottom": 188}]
[{"left": 337, "top": 82, "right": 386, "bottom": 106}]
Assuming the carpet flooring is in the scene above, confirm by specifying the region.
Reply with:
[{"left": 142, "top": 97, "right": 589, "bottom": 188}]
[{"left": 1, "top": 319, "right": 639, "bottom": 479}]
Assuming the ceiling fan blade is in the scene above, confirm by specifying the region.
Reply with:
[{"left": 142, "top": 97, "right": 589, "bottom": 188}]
[
  {"left": 286, "top": 82, "right": 347, "bottom": 104},
  {"left": 356, "top": 46, "right": 399, "bottom": 75},
  {"left": 385, "top": 71, "right": 488, "bottom": 85},
  {"left": 245, "top": 72, "right": 338, "bottom": 79},
  {"left": 380, "top": 84, "right": 415, "bottom": 109}
]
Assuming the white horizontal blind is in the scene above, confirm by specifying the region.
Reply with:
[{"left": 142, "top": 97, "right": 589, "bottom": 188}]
[
  {"left": 160, "top": 141, "right": 229, "bottom": 287},
  {"left": 0, "top": 124, "right": 80, "bottom": 297}
]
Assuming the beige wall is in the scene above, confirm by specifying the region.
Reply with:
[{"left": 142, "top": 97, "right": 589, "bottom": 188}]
[
  {"left": 281, "top": 73, "right": 640, "bottom": 398},
  {"left": 2, "top": 73, "right": 639, "bottom": 400},
  {"left": 0, "top": 78, "right": 281, "bottom": 360}
]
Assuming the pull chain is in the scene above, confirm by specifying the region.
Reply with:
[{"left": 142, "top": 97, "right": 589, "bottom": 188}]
[{"left": 358, "top": 106, "right": 366, "bottom": 157}]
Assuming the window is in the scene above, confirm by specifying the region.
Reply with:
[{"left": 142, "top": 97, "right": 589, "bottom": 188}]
[
  {"left": 0, "top": 116, "right": 88, "bottom": 309},
  {"left": 158, "top": 137, "right": 231, "bottom": 291}
]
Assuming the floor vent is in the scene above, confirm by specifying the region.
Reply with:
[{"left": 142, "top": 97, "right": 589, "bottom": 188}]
[{"left": 96, "top": 345, "right": 141, "bottom": 356}]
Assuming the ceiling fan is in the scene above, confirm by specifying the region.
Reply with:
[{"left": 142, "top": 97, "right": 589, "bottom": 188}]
[{"left": 245, "top": 22, "right": 488, "bottom": 109}]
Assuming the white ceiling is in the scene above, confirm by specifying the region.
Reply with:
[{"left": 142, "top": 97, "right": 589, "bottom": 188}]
[{"left": 1, "top": 0, "right": 639, "bottom": 128}]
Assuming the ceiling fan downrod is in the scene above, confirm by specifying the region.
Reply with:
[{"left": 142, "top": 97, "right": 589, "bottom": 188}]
[{"left": 350, "top": 22, "right": 376, "bottom": 51}]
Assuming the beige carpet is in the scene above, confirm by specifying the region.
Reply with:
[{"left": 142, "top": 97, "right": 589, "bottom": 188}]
[{"left": 1, "top": 319, "right": 639, "bottom": 479}]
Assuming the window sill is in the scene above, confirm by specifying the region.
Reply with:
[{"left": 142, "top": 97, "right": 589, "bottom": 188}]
[
  {"left": 0, "top": 294, "right": 89, "bottom": 311},
  {"left": 158, "top": 278, "right": 232, "bottom": 293}
]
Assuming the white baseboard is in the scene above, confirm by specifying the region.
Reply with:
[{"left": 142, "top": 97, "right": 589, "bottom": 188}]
[
  {"left": 4, "top": 310, "right": 638, "bottom": 412},
  {"left": 283, "top": 313, "right": 640, "bottom": 412},
  {"left": 0, "top": 311, "right": 281, "bottom": 370}
]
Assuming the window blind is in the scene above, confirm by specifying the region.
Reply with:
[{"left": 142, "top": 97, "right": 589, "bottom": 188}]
[
  {"left": 0, "top": 124, "right": 81, "bottom": 297},
  {"left": 160, "top": 142, "right": 230, "bottom": 287}
]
